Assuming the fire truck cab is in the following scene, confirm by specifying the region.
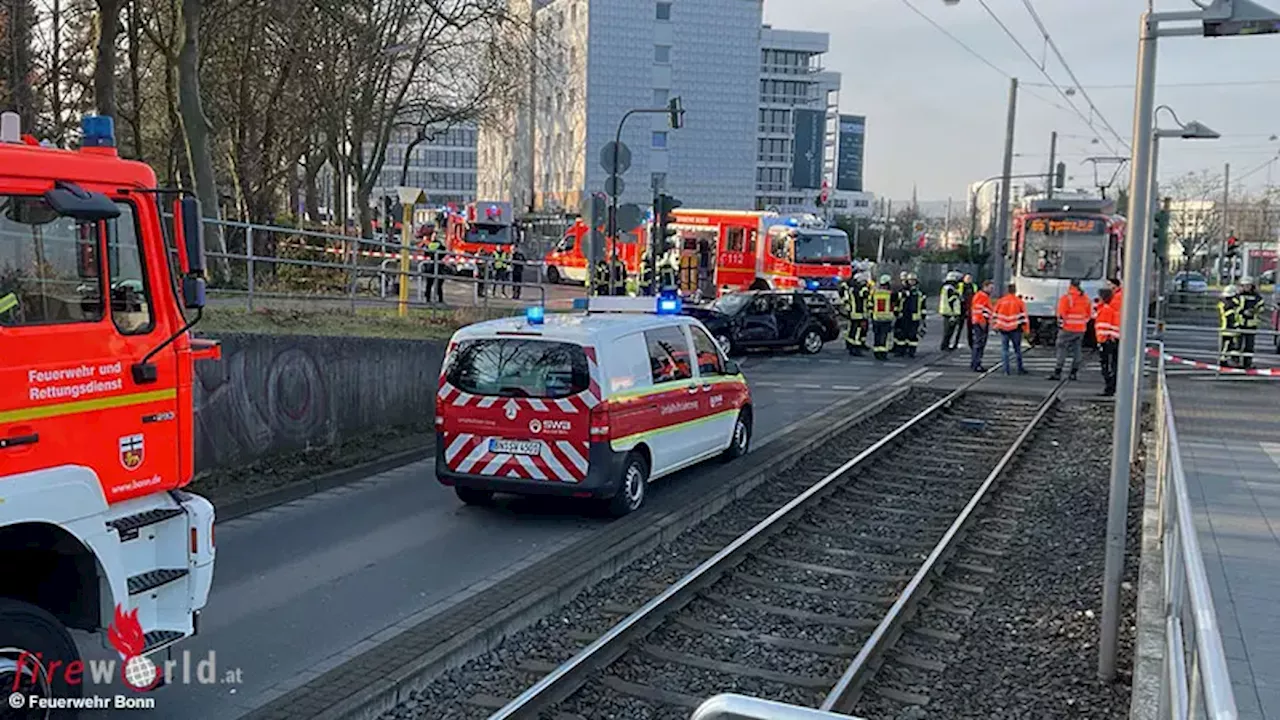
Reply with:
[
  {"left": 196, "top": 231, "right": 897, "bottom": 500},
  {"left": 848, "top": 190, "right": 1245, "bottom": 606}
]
[
  {"left": 444, "top": 201, "right": 516, "bottom": 276},
  {"left": 0, "top": 113, "right": 218, "bottom": 702},
  {"left": 542, "top": 219, "right": 644, "bottom": 286},
  {"left": 668, "top": 209, "right": 800, "bottom": 300}
]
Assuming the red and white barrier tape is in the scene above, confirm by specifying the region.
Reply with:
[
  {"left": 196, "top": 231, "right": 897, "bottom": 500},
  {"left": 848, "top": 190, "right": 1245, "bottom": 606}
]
[{"left": 1144, "top": 347, "right": 1280, "bottom": 376}]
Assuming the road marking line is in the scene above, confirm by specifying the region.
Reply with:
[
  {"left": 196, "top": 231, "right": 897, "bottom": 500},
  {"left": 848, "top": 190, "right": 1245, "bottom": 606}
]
[
  {"left": 754, "top": 381, "right": 784, "bottom": 387},
  {"left": 832, "top": 385, "right": 862, "bottom": 391},
  {"left": 892, "top": 367, "right": 929, "bottom": 387},
  {"left": 794, "top": 383, "right": 822, "bottom": 389}
]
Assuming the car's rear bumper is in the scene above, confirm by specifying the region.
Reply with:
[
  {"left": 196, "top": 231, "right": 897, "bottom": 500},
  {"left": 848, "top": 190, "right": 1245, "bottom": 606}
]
[{"left": 434, "top": 435, "right": 630, "bottom": 498}]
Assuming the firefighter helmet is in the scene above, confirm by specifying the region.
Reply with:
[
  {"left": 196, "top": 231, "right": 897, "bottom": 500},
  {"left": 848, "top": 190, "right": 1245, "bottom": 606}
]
[
  {"left": 1240, "top": 276, "right": 1255, "bottom": 287},
  {"left": 879, "top": 274, "right": 892, "bottom": 285},
  {"left": 1222, "top": 285, "right": 1239, "bottom": 298}
]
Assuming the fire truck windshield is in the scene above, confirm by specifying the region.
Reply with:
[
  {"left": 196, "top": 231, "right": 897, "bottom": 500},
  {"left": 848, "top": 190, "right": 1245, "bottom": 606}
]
[
  {"left": 1020, "top": 216, "right": 1108, "bottom": 280},
  {"left": 793, "top": 231, "right": 850, "bottom": 264},
  {"left": 465, "top": 223, "right": 512, "bottom": 245}
]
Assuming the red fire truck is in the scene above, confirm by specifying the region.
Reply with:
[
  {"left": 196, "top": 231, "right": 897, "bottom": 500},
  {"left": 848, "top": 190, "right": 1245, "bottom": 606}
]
[
  {"left": 667, "top": 209, "right": 801, "bottom": 299},
  {"left": 542, "top": 219, "right": 644, "bottom": 285},
  {"left": 443, "top": 201, "right": 517, "bottom": 275},
  {"left": 0, "top": 113, "right": 218, "bottom": 702}
]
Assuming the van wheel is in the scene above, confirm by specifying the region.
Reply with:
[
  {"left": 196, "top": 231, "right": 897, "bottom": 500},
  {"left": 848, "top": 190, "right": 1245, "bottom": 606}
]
[
  {"left": 0, "top": 598, "right": 82, "bottom": 719},
  {"left": 800, "top": 328, "right": 824, "bottom": 354},
  {"left": 607, "top": 453, "right": 649, "bottom": 518},
  {"left": 721, "top": 409, "right": 752, "bottom": 461},
  {"left": 546, "top": 266, "right": 561, "bottom": 284},
  {"left": 455, "top": 486, "right": 494, "bottom": 506}
]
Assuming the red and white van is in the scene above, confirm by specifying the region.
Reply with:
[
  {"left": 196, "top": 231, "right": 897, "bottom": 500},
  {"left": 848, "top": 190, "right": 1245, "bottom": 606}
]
[
  {"left": 543, "top": 219, "right": 644, "bottom": 285},
  {"left": 434, "top": 297, "right": 753, "bottom": 516}
]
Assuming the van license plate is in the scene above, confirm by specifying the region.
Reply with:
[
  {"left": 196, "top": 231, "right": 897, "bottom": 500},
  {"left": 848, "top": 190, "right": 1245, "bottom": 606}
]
[{"left": 490, "top": 439, "right": 542, "bottom": 456}]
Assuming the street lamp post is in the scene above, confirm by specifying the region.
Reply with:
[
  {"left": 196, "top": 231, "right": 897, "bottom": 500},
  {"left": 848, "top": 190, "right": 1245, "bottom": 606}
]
[{"left": 1099, "top": 0, "right": 1279, "bottom": 687}]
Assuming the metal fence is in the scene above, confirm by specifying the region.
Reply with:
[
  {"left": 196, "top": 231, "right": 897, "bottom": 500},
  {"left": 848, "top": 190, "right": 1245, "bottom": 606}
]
[
  {"left": 194, "top": 217, "right": 547, "bottom": 315},
  {"left": 1151, "top": 347, "right": 1240, "bottom": 719}
]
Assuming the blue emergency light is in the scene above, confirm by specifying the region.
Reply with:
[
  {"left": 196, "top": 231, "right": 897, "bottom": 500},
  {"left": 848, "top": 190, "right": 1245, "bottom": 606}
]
[
  {"left": 832, "top": 275, "right": 841, "bottom": 283},
  {"left": 806, "top": 279, "right": 820, "bottom": 290},
  {"left": 656, "top": 290, "right": 682, "bottom": 315},
  {"left": 82, "top": 115, "right": 115, "bottom": 148},
  {"left": 786, "top": 217, "right": 799, "bottom": 227},
  {"left": 526, "top": 305, "right": 545, "bottom": 325}
]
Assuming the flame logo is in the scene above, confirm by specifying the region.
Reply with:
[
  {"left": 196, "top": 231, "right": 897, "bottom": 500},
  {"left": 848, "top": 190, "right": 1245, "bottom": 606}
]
[{"left": 107, "top": 605, "right": 145, "bottom": 658}]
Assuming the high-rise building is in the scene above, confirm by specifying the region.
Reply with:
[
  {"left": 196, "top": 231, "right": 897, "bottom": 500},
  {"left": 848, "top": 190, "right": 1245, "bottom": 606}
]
[{"left": 479, "top": 0, "right": 763, "bottom": 213}]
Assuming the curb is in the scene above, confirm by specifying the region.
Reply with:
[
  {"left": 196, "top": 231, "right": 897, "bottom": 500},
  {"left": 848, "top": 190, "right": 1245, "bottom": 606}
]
[
  {"left": 214, "top": 443, "right": 434, "bottom": 524},
  {"left": 1129, "top": 426, "right": 1164, "bottom": 720},
  {"left": 238, "top": 370, "right": 930, "bottom": 720}
]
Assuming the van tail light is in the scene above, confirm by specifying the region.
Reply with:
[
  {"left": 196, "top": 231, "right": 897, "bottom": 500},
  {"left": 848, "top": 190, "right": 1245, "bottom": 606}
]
[{"left": 589, "top": 403, "right": 611, "bottom": 440}]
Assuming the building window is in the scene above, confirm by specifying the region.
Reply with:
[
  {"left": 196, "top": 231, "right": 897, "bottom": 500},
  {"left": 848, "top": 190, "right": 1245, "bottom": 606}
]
[
  {"left": 654, "top": 44, "right": 671, "bottom": 64},
  {"left": 653, "top": 88, "right": 668, "bottom": 107},
  {"left": 656, "top": 2, "right": 671, "bottom": 20},
  {"left": 652, "top": 131, "right": 668, "bottom": 149}
]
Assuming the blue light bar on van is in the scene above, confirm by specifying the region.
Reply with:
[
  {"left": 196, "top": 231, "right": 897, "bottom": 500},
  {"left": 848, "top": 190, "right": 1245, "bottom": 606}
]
[
  {"left": 806, "top": 279, "right": 820, "bottom": 290},
  {"left": 525, "top": 305, "right": 545, "bottom": 325},
  {"left": 82, "top": 115, "right": 115, "bottom": 148},
  {"left": 786, "top": 217, "right": 799, "bottom": 226},
  {"left": 656, "top": 290, "right": 682, "bottom": 315}
]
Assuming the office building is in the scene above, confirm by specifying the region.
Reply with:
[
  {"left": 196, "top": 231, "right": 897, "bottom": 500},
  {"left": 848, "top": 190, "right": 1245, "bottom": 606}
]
[{"left": 479, "top": 0, "right": 763, "bottom": 213}]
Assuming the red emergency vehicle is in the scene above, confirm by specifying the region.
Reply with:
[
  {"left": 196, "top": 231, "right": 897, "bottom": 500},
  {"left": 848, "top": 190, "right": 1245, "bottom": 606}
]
[
  {"left": 542, "top": 219, "right": 644, "bottom": 285},
  {"left": 443, "top": 201, "right": 516, "bottom": 275},
  {"left": 0, "top": 113, "right": 218, "bottom": 701},
  {"left": 668, "top": 209, "right": 800, "bottom": 298},
  {"left": 787, "top": 221, "right": 852, "bottom": 295}
]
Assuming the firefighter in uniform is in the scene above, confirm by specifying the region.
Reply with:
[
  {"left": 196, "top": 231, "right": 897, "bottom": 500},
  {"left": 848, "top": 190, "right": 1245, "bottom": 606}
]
[
  {"left": 609, "top": 254, "right": 627, "bottom": 296},
  {"left": 422, "top": 230, "right": 445, "bottom": 304},
  {"left": 1219, "top": 284, "right": 1244, "bottom": 368},
  {"left": 1238, "top": 276, "right": 1265, "bottom": 369},
  {"left": 870, "top": 274, "right": 898, "bottom": 361},
  {"left": 658, "top": 242, "right": 681, "bottom": 291},
  {"left": 592, "top": 257, "right": 611, "bottom": 296},
  {"left": 493, "top": 247, "right": 512, "bottom": 297},
  {"left": 895, "top": 273, "right": 925, "bottom": 358},
  {"left": 639, "top": 247, "right": 656, "bottom": 295},
  {"left": 844, "top": 272, "right": 871, "bottom": 356},
  {"left": 939, "top": 271, "right": 963, "bottom": 352}
]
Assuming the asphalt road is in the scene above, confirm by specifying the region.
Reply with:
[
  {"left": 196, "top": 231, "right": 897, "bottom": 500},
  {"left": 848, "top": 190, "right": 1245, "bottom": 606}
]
[{"left": 79, "top": 335, "right": 942, "bottom": 720}]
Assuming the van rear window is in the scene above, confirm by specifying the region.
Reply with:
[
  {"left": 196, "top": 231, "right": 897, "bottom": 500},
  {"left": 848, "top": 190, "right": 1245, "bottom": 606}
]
[{"left": 445, "top": 339, "right": 590, "bottom": 398}]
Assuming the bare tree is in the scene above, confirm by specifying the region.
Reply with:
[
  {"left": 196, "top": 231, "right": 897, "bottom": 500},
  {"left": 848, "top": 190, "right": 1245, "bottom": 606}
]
[
  {"left": 1166, "top": 170, "right": 1224, "bottom": 270},
  {"left": 93, "top": 0, "right": 121, "bottom": 117},
  {"left": 176, "top": 0, "right": 226, "bottom": 272}
]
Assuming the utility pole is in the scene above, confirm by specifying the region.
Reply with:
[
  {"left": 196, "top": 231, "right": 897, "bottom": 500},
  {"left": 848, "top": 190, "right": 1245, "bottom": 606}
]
[
  {"left": 993, "top": 78, "right": 1019, "bottom": 293},
  {"left": 1046, "top": 131, "right": 1058, "bottom": 199},
  {"left": 877, "top": 199, "right": 892, "bottom": 265},
  {"left": 526, "top": 0, "right": 538, "bottom": 214}
]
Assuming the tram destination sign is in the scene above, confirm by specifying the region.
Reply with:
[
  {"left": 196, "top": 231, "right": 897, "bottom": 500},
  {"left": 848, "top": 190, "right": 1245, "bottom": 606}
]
[{"left": 1027, "top": 217, "right": 1106, "bottom": 234}]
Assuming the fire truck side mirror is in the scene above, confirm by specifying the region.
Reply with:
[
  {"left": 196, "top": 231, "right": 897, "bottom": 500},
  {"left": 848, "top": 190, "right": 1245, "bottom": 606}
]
[{"left": 179, "top": 196, "right": 206, "bottom": 276}]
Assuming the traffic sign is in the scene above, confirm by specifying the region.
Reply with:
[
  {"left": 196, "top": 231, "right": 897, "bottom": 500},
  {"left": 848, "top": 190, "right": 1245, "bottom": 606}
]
[
  {"left": 601, "top": 142, "right": 632, "bottom": 174},
  {"left": 605, "top": 175, "right": 626, "bottom": 198}
]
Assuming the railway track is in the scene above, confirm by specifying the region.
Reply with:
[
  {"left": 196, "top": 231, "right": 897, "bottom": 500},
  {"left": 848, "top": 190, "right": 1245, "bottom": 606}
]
[{"left": 486, "top": 371, "right": 1069, "bottom": 720}]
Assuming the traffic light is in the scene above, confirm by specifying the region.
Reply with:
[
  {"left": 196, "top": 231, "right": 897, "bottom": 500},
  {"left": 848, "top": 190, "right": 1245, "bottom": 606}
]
[
  {"left": 1152, "top": 206, "right": 1170, "bottom": 264},
  {"left": 1227, "top": 234, "right": 1240, "bottom": 258},
  {"left": 1054, "top": 162, "right": 1066, "bottom": 190},
  {"left": 581, "top": 192, "right": 608, "bottom": 263},
  {"left": 667, "top": 96, "right": 685, "bottom": 130},
  {"left": 656, "top": 193, "right": 682, "bottom": 247}
]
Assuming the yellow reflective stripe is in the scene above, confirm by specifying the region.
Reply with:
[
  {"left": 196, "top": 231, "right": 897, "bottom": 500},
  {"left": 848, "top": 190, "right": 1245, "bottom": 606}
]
[
  {"left": 612, "top": 408, "right": 740, "bottom": 447},
  {"left": 0, "top": 293, "right": 17, "bottom": 314},
  {"left": 0, "top": 388, "right": 176, "bottom": 424},
  {"left": 609, "top": 375, "right": 746, "bottom": 401}
]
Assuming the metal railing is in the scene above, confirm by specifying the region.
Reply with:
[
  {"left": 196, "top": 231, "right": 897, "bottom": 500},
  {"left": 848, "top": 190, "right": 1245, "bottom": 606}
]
[
  {"left": 1150, "top": 321, "right": 1280, "bottom": 376},
  {"left": 192, "top": 217, "right": 547, "bottom": 314},
  {"left": 1151, "top": 345, "right": 1239, "bottom": 720}
]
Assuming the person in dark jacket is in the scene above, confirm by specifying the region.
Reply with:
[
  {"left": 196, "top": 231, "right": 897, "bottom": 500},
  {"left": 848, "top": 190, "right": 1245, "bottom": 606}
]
[{"left": 511, "top": 247, "right": 526, "bottom": 300}]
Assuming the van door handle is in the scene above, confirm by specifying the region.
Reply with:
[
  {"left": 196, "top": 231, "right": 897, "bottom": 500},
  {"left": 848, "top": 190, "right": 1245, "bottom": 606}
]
[
  {"left": 701, "top": 384, "right": 712, "bottom": 392},
  {"left": 0, "top": 433, "right": 39, "bottom": 449},
  {"left": 686, "top": 386, "right": 699, "bottom": 395}
]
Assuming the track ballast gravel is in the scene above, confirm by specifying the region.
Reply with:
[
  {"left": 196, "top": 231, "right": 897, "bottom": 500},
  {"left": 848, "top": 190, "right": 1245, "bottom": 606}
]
[
  {"left": 852, "top": 400, "right": 1140, "bottom": 720},
  {"left": 376, "top": 389, "right": 950, "bottom": 720}
]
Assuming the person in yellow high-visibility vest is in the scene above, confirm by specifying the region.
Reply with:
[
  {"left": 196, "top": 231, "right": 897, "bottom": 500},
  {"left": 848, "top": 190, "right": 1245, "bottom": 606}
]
[
  {"left": 938, "top": 271, "right": 963, "bottom": 352},
  {"left": 870, "top": 274, "right": 898, "bottom": 361}
]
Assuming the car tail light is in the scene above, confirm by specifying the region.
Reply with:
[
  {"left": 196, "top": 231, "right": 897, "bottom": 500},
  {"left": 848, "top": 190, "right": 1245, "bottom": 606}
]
[{"left": 589, "top": 403, "right": 611, "bottom": 440}]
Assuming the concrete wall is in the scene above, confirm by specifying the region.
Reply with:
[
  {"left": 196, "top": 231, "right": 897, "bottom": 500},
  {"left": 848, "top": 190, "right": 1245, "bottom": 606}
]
[{"left": 192, "top": 333, "right": 444, "bottom": 472}]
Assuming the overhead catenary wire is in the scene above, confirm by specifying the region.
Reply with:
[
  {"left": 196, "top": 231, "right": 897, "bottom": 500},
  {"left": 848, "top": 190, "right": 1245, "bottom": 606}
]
[
  {"left": 895, "top": 0, "right": 1118, "bottom": 142},
  {"left": 1017, "top": 0, "right": 1131, "bottom": 153},
  {"left": 1026, "top": 79, "right": 1280, "bottom": 90},
  {"left": 973, "top": 0, "right": 1126, "bottom": 156}
]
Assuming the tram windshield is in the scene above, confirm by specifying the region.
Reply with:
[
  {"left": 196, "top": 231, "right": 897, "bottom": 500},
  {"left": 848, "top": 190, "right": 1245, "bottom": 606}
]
[{"left": 1020, "top": 215, "right": 1108, "bottom": 280}]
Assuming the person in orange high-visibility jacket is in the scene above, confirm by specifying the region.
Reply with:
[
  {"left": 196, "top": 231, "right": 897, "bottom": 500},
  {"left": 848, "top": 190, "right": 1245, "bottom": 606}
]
[
  {"left": 969, "top": 279, "right": 994, "bottom": 372},
  {"left": 992, "top": 283, "right": 1029, "bottom": 375},
  {"left": 1095, "top": 287, "right": 1120, "bottom": 397},
  {"left": 1108, "top": 277, "right": 1123, "bottom": 312},
  {"left": 1050, "top": 278, "right": 1093, "bottom": 381}
]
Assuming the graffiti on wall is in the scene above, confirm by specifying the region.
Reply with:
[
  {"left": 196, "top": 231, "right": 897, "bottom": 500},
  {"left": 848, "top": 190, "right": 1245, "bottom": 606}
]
[{"left": 193, "top": 343, "right": 334, "bottom": 471}]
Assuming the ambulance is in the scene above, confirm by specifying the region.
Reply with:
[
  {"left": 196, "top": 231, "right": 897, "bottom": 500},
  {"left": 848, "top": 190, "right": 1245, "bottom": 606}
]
[
  {"left": 0, "top": 113, "right": 217, "bottom": 701},
  {"left": 542, "top": 218, "right": 644, "bottom": 286},
  {"left": 434, "top": 294, "right": 753, "bottom": 516}
]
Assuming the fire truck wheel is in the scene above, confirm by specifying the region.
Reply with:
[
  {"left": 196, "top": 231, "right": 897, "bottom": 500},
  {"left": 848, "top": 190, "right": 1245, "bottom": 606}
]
[
  {"left": 455, "top": 486, "right": 495, "bottom": 506},
  {"left": 607, "top": 452, "right": 649, "bottom": 518},
  {"left": 0, "top": 598, "right": 82, "bottom": 716},
  {"left": 721, "top": 409, "right": 753, "bottom": 462},
  {"left": 546, "top": 266, "right": 561, "bottom": 284},
  {"left": 800, "top": 328, "right": 824, "bottom": 355}
]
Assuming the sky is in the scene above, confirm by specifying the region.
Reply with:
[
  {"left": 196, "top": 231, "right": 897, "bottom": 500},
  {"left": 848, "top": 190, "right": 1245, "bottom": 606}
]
[{"left": 762, "top": 0, "right": 1280, "bottom": 205}]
